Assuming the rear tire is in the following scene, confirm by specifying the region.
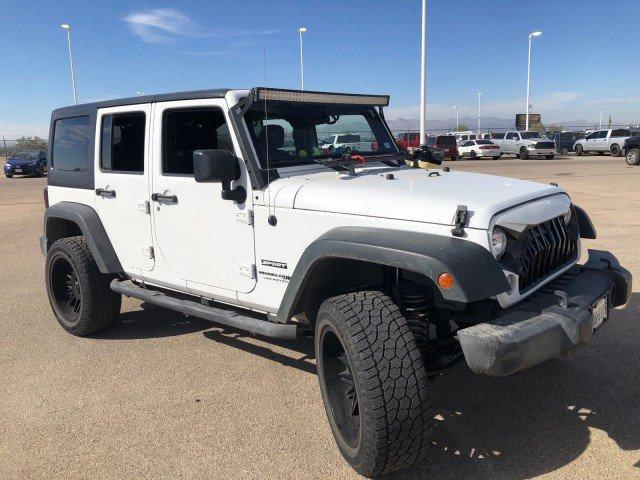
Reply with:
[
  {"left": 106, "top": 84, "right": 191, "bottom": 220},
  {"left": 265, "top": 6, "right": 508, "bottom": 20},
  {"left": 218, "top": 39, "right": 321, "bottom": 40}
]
[
  {"left": 315, "top": 291, "right": 432, "bottom": 478},
  {"left": 5, "top": 173, "right": 12, "bottom": 178},
  {"left": 626, "top": 148, "right": 640, "bottom": 165},
  {"left": 470, "top": 150, "right": 477, "bottom": 160},
  {"left": 597, "top": 151, "right": 605, "bottom": 156},
  {"left": 560, "top": 147, "right": 569, "bottom": 155},
  {"left": 520, "top": 147, "right": 529, "bottom": 160},
  {"left": 575, "top": 144, "right": 584, "bottom": 156},
  {"left": 545, "top": 155, "right": 555, "bottom": 159},
  {"left": 610, "top": 144, "right": 622, "bottom": 157},
  {"left": 45, "top": 236, "right": 121, "bottom": 336},
  {"left": 492, "top": 156, "right": 499, "bottom": 160}
]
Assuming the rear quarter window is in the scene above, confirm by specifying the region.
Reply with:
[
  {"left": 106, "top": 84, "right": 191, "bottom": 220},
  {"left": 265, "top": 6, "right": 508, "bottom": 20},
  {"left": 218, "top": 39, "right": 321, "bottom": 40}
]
[{"left": 52, "top": 116, "right": 91, "bottom": 171}]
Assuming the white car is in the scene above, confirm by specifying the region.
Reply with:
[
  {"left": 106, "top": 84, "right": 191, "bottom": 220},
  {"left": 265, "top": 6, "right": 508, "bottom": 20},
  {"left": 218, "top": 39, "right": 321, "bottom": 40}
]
[
  {"left": 319, "top": 133, "right": 371, "bottom": 152},
  {"left": 458, "top": 139, "right": 502, "bottom": 159},
  {"left": 40, "top": 87, "right": 631, "bottom": 478}
]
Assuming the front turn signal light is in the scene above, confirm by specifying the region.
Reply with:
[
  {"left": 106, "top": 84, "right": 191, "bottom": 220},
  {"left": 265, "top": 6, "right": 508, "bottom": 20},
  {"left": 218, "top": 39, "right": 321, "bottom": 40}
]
[{"left": 438, "top": 273, "right": 455, "bottom": 290}]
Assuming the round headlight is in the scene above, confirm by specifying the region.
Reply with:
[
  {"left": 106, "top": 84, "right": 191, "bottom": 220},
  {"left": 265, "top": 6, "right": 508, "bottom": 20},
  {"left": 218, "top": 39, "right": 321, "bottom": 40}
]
[{"left": 491, "top": 227, "right": 508, "bottom": 259}]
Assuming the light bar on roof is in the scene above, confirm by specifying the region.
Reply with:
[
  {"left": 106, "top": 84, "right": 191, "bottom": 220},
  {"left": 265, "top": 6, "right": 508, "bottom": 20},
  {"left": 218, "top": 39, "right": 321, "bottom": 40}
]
[{"left": 254, "top": 88, "right": 389, "bottom": 106}]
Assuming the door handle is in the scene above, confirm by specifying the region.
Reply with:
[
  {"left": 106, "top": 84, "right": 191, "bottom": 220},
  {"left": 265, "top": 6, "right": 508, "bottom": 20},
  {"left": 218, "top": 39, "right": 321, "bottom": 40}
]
[
  {"left": 95, "top": 188, "right": 116, "bottom": 198},
  {"left": 151, "top": 193, "right": 178, "bottom": 204}
]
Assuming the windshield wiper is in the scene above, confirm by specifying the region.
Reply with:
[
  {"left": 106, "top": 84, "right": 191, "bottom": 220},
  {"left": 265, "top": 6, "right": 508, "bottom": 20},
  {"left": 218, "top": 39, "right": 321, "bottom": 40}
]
[{"left": 312, "top": 150, "right": 367, "bottom": 176}]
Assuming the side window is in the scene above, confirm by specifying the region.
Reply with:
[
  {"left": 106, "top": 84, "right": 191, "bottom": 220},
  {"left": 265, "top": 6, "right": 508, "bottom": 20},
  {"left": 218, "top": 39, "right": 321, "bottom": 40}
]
[
  {"left": 100, "top": 112, "right": 146, "bottom": 172},
  {"left": 162, "top": 107, "right": 233, "bottom": 175},
  {"left": 597, "top": 130, "right": 607, "bottom": 138},
  {"left": 52, "top": 116, "right": 90, "bottom": 171},
  {"left": 463, "top": 141, "right": 473, "bottom": 147}
]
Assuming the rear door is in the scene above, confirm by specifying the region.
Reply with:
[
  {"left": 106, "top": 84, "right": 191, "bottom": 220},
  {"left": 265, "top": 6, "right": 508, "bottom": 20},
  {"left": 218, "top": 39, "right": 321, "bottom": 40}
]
[{"left": 94, "top": 105, "right": 154, "bottom": 273}]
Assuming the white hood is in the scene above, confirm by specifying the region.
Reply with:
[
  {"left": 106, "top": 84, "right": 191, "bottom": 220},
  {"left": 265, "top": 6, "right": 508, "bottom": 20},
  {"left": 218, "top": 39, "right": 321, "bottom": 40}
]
[{"left": 267, "top": 165, "right": 564, "bottom": 230}]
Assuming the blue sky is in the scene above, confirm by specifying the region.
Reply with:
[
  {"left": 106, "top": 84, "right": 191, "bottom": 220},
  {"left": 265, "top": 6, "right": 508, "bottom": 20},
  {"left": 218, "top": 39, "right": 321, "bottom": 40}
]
[{"left": 1, "top": 0, "right": 639, "bottom": 136}]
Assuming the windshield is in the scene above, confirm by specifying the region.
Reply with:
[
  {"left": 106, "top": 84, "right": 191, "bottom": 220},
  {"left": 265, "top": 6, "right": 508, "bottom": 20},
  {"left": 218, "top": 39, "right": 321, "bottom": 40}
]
[
  {"left": 244, "top": 102, "right": 398, "bottom": 168},
  {"left": 520, "top": 132, "right": 542, "bottom": 139},
  {"left": 13, "top": 151, "right": 39, "bottom": 160}
]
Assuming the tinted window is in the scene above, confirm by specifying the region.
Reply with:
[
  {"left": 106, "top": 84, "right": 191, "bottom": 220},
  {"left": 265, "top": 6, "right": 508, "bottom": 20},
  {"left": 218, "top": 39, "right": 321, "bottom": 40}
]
[
  {"left": 437, "top": 136, "right": 456, "bottom": 146},
  {"left": 463, "top": 141, "right": 474, "bottom": 147},
  {"left": 506, "top": 132, "right": 516, "bottom": 140},
  {"left": 596, "top": 130, "right": 608, "bottom": 138},
  {"left": 101, "top": 112, "right": 146, "bottom": 172},
  {"left": 52, "top": 116, "right": 90, "bottom": 171},
  {"left": 476, "top": 140, "right": 493, "bottom": 145},
  {"left": 426, "top": 137, "right": 437, "bottom": 146},
  {"left": 162, "top": 107, "right": 233, "bottom": 175},
  {"left": 611, "top": 129, "right": 631, "bottom": 137}
]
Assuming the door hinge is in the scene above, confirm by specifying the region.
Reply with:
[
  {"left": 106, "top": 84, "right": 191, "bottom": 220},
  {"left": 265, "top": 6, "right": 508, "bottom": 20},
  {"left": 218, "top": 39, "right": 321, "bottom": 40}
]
[
  {"left": 138, "top": 200, "right": 150, "bottom": 214},
  {"left": 238, "top": 262, "right": 256, "bottom": 279},
  {"left": 143, "top": 246, "right": 155, "bottom": 259},
  {"left": 235, "top": 210, "right": 253, "bottom": 225}
]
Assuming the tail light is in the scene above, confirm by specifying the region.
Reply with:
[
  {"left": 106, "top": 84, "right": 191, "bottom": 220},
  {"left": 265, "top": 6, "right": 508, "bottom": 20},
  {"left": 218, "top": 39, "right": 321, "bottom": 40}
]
[
  {"left": 480, "top": 145, "right": 498, "bottom": 150},
  {"left": 43, "top": 187, "right": 49, "bottom": 208}
]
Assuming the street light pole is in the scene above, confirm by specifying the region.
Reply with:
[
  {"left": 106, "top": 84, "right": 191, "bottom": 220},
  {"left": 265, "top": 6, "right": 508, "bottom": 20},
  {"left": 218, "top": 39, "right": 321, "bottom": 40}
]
[
  {"left": 60, "top": 24, "right": 78, "bottom": 105},
  {"left": 477, "top": 92, "right": 483, "bottom": 136},
  {"left": 525, "top": 31, "right": 542, "bottom": 130},
  {"left": 419, "top": 0, "right": 427, "bottom": 146},
  {"left": 454, "top": 105, "right": 459, "bottom": 131},
  {"left": 298, "top": 27, "right": 307, "bottom": 90},
  {"left": 599, "top": 105, "right": 604, "bottom": 129}
]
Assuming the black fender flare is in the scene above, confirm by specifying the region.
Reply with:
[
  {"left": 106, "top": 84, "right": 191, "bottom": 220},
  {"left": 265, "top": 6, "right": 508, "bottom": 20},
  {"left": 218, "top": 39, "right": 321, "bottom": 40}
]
[
  {"left": 573, "top": 204, "right": 596, "bottom": 239},
  {"left": 276, "top": 226, "right": 510, "bottom": 323},
  {"left": 42, "top": 202, "right": 123, "bottom": 274}
]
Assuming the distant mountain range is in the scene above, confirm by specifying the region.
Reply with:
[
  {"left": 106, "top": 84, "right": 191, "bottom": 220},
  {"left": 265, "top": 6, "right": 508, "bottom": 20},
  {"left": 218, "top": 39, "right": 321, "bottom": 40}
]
[{"left": 385, "top": 116, "right": 600, "bottom": 133}]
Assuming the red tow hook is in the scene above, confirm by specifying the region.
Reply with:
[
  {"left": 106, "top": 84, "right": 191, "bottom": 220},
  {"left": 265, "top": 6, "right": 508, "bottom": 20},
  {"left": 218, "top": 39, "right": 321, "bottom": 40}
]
[{"left": 350, "top": 154, "right": 366, "bottom": 165}]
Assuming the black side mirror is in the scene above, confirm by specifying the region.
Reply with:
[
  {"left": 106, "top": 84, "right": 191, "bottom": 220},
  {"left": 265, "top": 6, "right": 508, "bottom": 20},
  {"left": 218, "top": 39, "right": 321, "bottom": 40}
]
[{"left": 193, "top": 149, "right": 246, "bottom": 203}]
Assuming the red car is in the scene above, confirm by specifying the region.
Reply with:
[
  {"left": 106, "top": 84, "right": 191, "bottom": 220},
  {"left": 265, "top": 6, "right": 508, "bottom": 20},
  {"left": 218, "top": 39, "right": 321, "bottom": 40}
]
[
  {"left": 395, "top": 132, "right": 420, "bottom": 151},
  {"left": 426, "top": 135, "right": 459, "bottom": 160}
]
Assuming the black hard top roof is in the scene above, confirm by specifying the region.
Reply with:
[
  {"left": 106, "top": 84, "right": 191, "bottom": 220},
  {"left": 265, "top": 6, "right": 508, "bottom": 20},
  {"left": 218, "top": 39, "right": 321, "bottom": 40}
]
[{"left": 52, "top": 88, "right": 234, "bottom": 117}]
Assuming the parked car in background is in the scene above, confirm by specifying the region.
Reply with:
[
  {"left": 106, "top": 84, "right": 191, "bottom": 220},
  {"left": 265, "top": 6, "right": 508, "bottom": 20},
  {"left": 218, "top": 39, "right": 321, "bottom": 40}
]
[
  {"left": 548, "top": 131, "right": 585, "bottom": 154},
  {"left": 426, "top": 135, "right": 459, "bottom": 160},
  {"left": 454, "top": 132, "right": 477, "bottom": 145},
  {"left": 623, "top": 136, "right": 640, "bottom": 165},
  {"left": 492, "top": 131, "right": 556, "bottom": 159},
  {"left": 395, "top": 132, "right": 420, "bottom": 151},
  {"left": 574, "top": 129, "right": 631, "bottom": 157},
  {"left": 4, "top": 150, "right": 47, "bottom": 178},
  {"left": 458, "top": 139, "right": 501, "bottom": 159},
  {"left": 487, "top": 132, "right": 505, "bottom": 140},
  {"left": 320, "top": 133, "right": 371, "bottom": 153}
]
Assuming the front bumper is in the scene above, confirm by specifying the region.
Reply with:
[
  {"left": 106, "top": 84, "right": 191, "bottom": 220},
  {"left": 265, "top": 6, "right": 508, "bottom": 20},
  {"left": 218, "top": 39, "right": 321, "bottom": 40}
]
[
  {"left": 457, "top": 249, "right": 632, "bottom": 377},
  {"left": 526, "top": 148, "right": 556, "bottom": 156},
  {"left": 5, "top": 164, "right": 37, "bottom": 175}
]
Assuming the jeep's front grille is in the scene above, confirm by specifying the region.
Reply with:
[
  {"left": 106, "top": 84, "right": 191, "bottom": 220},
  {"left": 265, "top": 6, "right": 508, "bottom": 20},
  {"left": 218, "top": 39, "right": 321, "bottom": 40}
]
[
  {"left": 500, "top": 215, "right": 579, "bottom": 293},
  {"left": 535, "top": 141, "right": 555, "bottom": 149}
]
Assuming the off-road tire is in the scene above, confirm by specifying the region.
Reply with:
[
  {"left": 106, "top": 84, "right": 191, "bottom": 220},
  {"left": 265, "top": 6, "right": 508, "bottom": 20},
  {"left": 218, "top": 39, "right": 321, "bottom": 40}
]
[
  {"left": 520, "top": 147, "right": 529, "bottom": 160},
  {"left": 626, "top": 148, "right": 640, "bottom": 165},
  {"left": 545, "top": 155, "right": 555, "bottom": 159},
  {"left": 45, "top": 236, "right": 121, "bottom": 336},
  {"left": 315, "top": 291, "right": 432, "bottom": 478},
  {"left": 610, "top": 144, "right": 622, "bottom": 157},
  {"left": 575, "top": 144, "right": 584, "bottom": 156}
]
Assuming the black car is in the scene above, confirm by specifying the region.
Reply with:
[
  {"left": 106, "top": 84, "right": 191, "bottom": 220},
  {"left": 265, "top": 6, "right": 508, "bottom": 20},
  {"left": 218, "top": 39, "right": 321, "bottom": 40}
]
[
  {"left": 4, "top": 150, "right": 47, "bottom": 178},
  {"left": 548, "top": 131, "right": 585, "bottom": 155},
  {"left": 623, "top": 136, "right": 640, "bottom": 165}
]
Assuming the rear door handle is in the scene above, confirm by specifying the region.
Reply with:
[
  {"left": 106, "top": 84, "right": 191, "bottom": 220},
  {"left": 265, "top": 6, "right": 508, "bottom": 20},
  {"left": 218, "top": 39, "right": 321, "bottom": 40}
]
[
  {"left": 151, "top": 193, "right": 178, "bottom": 204},
  {"left": 95, "top": 188, "right": 116, "bottom": 198}
]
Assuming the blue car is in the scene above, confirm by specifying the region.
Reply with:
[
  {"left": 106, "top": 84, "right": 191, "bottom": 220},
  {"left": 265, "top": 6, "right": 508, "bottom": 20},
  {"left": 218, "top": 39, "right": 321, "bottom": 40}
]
[{"left": 4, "top": 150, "right": 48, "bottom": 178}]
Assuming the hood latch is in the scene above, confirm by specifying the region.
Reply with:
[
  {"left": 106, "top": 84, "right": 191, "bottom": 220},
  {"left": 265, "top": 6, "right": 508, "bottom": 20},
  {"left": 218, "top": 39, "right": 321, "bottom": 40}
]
[{"left": 451, "top": 205, "right": 469, "bottom": 237}]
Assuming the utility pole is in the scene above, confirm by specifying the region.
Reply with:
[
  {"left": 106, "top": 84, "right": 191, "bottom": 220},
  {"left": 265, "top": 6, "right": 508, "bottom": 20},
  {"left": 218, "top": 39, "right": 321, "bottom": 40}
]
[
  {"left": 477, "top": 92, "right": 483, "bottom": 136},
  {"left": 419, "top": 0, "right": 427, "bottom": 146},
  {"left": 454, "top": 105, "right": 459, "bottom": 131}
]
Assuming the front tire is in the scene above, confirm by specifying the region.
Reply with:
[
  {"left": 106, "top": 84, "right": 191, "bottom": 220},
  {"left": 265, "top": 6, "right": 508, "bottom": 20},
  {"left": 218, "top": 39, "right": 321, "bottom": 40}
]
[
  {"left": 560, "top": 147, "right": 569, "bottom": 155},
  {"left": 520, "top": 147, "right": 529, "bottom": 160},
  {"left": 545, "top": 155, "right": 555, "bottom": 159},
  {"left": 316, "top": 291, "right": 431, "bottom": 477},
  {"left": 5, "top": 173, "right": 12, "bottom": 178},
  {"left": 626, "top": 148, "right": 640, "bottom": 165},
  {"left": 575, "top": 144, "right": 584, "bottom": 156},
  {"left": 470, "top": 150, "right": 477, "bottom": 160},
  {"left": 45, "top": 236, "right": 121, "bottom": 336}
]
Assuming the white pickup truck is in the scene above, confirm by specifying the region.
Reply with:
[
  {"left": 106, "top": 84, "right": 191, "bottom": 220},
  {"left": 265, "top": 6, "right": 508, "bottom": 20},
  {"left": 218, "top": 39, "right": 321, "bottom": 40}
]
[
  {"left": 574, "top": 129, "right": 631, "bottom": 157},
  {"left": 319, "top": 133, "right": 371, "bottom": 153},
  {"left": 493, "top": 131, "right": 556, "bottom": 159}
]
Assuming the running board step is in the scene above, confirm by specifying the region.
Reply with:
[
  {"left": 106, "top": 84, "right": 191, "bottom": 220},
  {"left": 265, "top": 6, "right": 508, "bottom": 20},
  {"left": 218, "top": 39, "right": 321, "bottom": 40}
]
[{"left": 110, "top": 279, "right": 298, "bottom": 339}]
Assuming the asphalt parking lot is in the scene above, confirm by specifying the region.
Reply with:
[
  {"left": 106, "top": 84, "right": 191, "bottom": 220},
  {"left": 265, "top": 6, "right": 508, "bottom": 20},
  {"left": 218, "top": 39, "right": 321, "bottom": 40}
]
[{"left": 1, "top": 155, "right": 639, "bottom": 480}]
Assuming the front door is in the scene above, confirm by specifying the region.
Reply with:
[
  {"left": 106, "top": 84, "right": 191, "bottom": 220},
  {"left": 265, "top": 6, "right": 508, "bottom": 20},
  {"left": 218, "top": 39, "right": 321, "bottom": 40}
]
[
  {"left": 94, "top": 105, "right": 154, "bottom": 273},
  {"left": 150, "top": 99, "right": 256, "bottom": 294}
]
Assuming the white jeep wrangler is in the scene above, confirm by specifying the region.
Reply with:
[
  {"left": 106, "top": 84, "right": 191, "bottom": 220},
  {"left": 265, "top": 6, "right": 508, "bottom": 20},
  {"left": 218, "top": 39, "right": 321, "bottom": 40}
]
[{"left": 41, "top": 87, "right": 631, "bottom": 478}]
